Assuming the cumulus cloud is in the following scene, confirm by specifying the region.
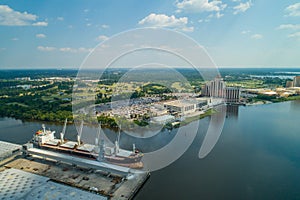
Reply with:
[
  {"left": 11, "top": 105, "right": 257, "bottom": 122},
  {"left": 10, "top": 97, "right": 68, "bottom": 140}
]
[
  {"left": 285, "top": 3, "right": 300, "bottom": 17},
  {"left": 277, "top": 24, "right": 300, "bottom": 30},
  {"left": 36, "top": 33, "right": 46, "bottom": 38},
  {"left": 233, "top": 1, "right": 252, "bottom": 15},
  {"left": 175, "top": 0, "right": 227, "bottom": 13},
  {"left": 0, "top": 5, "right": 47, "bottom": 26},
  {"left": 138, "top": 13, "right": 194, "bottom": 32},
  {"left": 95, "top": 35, "right": 109, "bottom": 42},
  {"left": 251, "top": 34, "right": 263, "bottom": 39}
]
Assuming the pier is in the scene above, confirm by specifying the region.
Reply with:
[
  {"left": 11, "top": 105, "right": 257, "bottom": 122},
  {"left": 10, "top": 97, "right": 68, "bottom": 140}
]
[{"left": 0, "top": 140, "right": 149, "bottom": 200}]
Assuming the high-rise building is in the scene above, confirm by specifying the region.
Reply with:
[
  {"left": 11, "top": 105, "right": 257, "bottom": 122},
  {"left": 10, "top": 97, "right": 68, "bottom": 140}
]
[
  {"left": 225, "top": 87, "right": 241, "bottom": 103},
  {"left": 293, "top": 76, "right": 300, "bottom": 87},
  {"left": 286, "top": 80, "right": 293, "bottom": 88},
  {"left": 201, "top": 76, "right": 226, "bottom": 98},
  {"left": 202, "top": 76, "right": 240, "bottom": 103}
]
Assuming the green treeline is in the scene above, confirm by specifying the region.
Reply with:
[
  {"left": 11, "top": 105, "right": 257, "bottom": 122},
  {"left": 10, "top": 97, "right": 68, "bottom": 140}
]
[{"left": 0, "top": 80, "right": 73, "bottom": 123}]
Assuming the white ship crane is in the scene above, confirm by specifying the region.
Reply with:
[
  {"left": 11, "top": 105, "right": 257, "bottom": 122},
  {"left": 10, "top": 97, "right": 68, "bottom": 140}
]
[
  {"left": 60, "top": 118, "right": 67, "bottom": 143},
  {"left": 77, "top": 120, "right": 84, "bottom": 146}
]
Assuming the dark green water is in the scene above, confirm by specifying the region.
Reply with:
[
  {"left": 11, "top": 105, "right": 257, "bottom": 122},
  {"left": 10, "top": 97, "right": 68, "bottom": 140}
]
[{"left": 0, "top": 101, "right": 300, "bottom": 199}]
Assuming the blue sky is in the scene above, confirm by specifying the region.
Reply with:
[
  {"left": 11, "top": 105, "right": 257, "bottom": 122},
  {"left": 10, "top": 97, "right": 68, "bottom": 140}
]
[{"left": 0, "top": 0, "right": 300, "bottom": 68}]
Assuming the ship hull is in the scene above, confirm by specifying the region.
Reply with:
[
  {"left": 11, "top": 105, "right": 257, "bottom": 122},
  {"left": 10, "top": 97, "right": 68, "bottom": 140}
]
[{"left": 38, "top": 143, "right": 143, "bottom": 168}]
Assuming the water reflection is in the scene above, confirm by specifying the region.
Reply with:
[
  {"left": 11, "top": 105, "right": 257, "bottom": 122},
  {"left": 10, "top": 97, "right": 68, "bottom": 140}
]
[
  {"left": 226, "top": 105, "right": 239, "bottom": 119},
  {"left": 290, "top": 100, "right": 300, "bottom": 111}
]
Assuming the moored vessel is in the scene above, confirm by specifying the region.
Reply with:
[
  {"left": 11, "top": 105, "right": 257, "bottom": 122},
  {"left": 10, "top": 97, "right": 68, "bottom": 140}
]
[{"left": 32, "top": 120, "right": 143, "bottom": 169}]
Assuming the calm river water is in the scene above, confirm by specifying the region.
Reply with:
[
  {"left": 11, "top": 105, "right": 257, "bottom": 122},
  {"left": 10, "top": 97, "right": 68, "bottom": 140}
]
[{"left": 1, "top": 101, "right": 300, "bottom": 200}]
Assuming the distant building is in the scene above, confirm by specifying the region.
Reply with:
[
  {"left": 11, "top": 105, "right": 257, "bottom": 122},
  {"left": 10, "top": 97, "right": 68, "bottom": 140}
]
[
  {"left": 164, "top": 99, "right": 207, "bottom": 115},
  {"left": 225, "top": 87, "right": 241, "bottom": 103},
  {"left": 286, "top": 80, "right": 293, "bottom": 88},
  {"left": 293, "top": 76, "right": 300, "bottom": 87},
  {"left": 16, "top": 84, "right": 32, "bottom": 90},
  {"left": 15, "top": 77, "right": 31, "bottom": 81},
  {"left": 201, "top": 75, "right": 226, "bottom": 98},
  {"left": 202, "top": 76, "right": 241, "bottom": 103}
]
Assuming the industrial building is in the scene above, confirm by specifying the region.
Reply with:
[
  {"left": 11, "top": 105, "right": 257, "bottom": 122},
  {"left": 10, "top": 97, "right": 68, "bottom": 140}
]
[{"left": 164, "top": 99, "right": 207, "bottom": 115}]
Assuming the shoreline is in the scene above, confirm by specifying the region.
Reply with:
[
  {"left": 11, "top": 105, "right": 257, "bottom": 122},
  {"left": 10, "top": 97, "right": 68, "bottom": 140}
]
[
  {"left": 246, "top": 101, "right": 272, "bottom": 106},
  {"left": 2, "top": 99, "right": 299, "bottom": 129}
]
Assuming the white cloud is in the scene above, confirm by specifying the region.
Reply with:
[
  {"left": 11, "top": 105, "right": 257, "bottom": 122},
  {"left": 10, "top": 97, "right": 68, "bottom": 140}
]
[
  {"left": 176, "top": 0, "right": 227, "bottom": 13},
  {"left": 215, "top": 12, "right": 224, "bottom": 18},
  {"left": 11, "top": 37, "right": 19, "bottom": 41},
  {"left": 138, "top": 13, "right": 194, "bottom": 32},
  {"left": 96, "top": 35, "right": 109, "bottom": 42},
  {"left": 0, "top": 5, "right": 47, "bottom": 26},
  {"left": 59, "top": 47, "right": 92, "bottom": 53},
  {"left": 32, "top": 21, "right": 48, "bottom": 26},
  {"left": 251, "top": 34, "right": 263, "bottom": 40},
  {"left": 101, "top": 24, "right": 109, "bottom": 29},
  {"left": 277, "top": 24, "right": 300, "bottom": 30},
  {"left": 37, "top": 46, "right": 91, "bottom": 53},
  {"left": 83, "top": 9, "right": 89, "bottom": 13},
  {"left": 59, "top": 47, "right": 76, "bottom": 53},
  {"left": 77, "top": 47, "right": 93, "bottom": 53},
  {"left": 198, "top": 18, "right": 210, "bottom": 23},
  {"left": 233, "top": 1, "right": 252, "bottom": 15},
  {"left": 36, "top": 33, "right": 46, "bottom": 38},
  {"left": 288, "top": 32, "right": 300, "bottom": 38},
  {"left": 241, "top": 30, "right": 250, "bottom": 34},
  {"left": 86, "top": 23, "right": 92, "bottom": 27},
  {"left": 285, "top": 3, "right": 300, "bottom": 17},
  {"left": 57, "top": 17, "right": 64, "bottom": 21},
  {"left": 37, "top": 46, "right": 56, "bottom": 52},
  {"left": 208, "top": 12, "right": 224, "bottom": 19}
]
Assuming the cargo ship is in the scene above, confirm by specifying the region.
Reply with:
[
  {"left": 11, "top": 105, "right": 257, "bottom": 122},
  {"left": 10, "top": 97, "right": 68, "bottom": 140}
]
[{"left": 32, "top": 120, "right": 143, "bottom": 169}]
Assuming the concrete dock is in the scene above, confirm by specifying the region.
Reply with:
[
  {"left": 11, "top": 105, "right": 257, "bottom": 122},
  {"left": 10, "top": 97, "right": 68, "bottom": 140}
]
[
  {"left": 0, "top": 141, "right": 150, "bottom": 200},
  {"left": 0, "top": 140, "right": 22, "bottom": 161}
]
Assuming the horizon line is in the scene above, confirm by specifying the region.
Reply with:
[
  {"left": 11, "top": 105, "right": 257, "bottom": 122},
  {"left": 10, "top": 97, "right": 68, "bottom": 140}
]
[{"left": 0, "top": 66, "right": 300, "bottom": 70}]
